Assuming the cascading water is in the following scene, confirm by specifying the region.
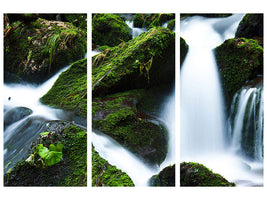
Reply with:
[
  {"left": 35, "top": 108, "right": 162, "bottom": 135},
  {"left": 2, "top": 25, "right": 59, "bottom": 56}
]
[
  {"left": 126, "top": 21, "right": 147, "bottom": 38},
  {"left": 229, "top": 86, "right": 264, "bottom": 161},
  {"left": 180, "top": 14, "right": 263, "bottom": 186}
]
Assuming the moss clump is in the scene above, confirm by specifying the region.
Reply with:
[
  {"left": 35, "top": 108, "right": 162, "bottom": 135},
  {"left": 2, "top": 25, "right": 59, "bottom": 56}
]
[
  {"left": 92, "top": 27, "right": 175, "bottom": 97},
  {"left": 92, "top": 146, "right": 134, "bottom": 186},
  {"left": 215, "top": 38, "right": 263, "bottom": 106},
  {"left": 133, "top": 14, "right": 144, "bottom": 28},
  {"left": 40, "top": 59, "right": 87, "bottom": 118},
  {"left": 4, "top": 16, "right": 86, "bottom": 83},
  {"left": 92, "top": 14, "right": 132, "bottom": 47},
  {"left": 92, "top": 90, "right": 168, "bottom": 165},
  {"left": 149, "top": 165, "right": 175, "bottom": 186},
  {"left": 4, "top": 123, "right": 87, "bottom": 186},
  {"left": 180, "top": 162, "right": 235, "bottom": 186},
  {"left": 180, "top": 37, "right": 189, "bottom": 67}
]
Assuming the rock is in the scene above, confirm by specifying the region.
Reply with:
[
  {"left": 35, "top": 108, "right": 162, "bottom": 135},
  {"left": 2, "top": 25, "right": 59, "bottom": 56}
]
[
  {"left": 4, "top": 15, "right": 86, "bottom": 84},
  {"left": 235, "top": 14, "right": 263, "bottom": 42},
  {"left": 92, "top": 89, "right": 168, "bottom": 166},
  {"left": 4, "top": 106, "right": 33, "bottom": 128},
  {"left": 215, "top": 38, "right": 263, "bottom": 107},
  {"left": 149, "top": 165, "right": 175, "bottom": 186},
  {"left": 92, "top": 27, "right": 175, "bottom": 97},
  {"left": 92, "top": 14, "right": 132, "bottom": 47},
  {"left": 180, "top": 37, "right": 189, "bottom": 67},
  {"left": 180, "top": 162, "right": 235, "bottom": 186},
  {"left": 40, "top": 58, "right": 87, "bottom": 118}
]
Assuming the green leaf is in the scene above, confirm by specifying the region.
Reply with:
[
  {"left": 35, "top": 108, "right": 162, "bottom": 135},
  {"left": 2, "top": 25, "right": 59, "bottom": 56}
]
[
  {"left": 37, "top": 145, "right": 49, "bottom": 158},
  {"left": 39, "top": 132, "right": 50, "bottom": 136},
  {"left": 49, "top": 144, "right": 57, "bottom": 151},
  {"left": 44, "top": 151, "right": 63, "bottom": 166},
  {"left": 56, "top": 143, "right": 64, "bottom": 152}
]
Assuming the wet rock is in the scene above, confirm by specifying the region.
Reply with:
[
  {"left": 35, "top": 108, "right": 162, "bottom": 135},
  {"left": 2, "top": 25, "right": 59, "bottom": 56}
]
[
  {"left": 149, "top": 165, "right": 175, "bottom": 186},
  {"left": 4, "top": 106, "right": 33, "bottom": 128}
]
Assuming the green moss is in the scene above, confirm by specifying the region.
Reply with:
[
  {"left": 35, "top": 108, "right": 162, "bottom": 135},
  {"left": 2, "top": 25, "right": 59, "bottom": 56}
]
[
  {"left": 167, "top": 19, "right": 175, "bottom": 31},
  {"left": 149, "top": 165, "right": 175, "bottom": 186},
  {"left": 92, "top": 146, "right": 134, "bottom": 186},
  {"left": 92, "top": 14, "right": 132, "bottom": 47},
  {"left": 133, "top": 14, "right": 144, "bottom": 28},
  {"left": 40, "top": 58, "right": 87, "bottom": 118},
  {"left": 92, "top": 89, "right": 168, "bottom": 165},
  {"left": 92, "top": 27, "right": 175, "bottom": 97},
  {"left": 215, "top": 38, "right": 263, "bottom": 105},
  {"left": 180, "top": 162, "right": 235, "bottom": 186}
]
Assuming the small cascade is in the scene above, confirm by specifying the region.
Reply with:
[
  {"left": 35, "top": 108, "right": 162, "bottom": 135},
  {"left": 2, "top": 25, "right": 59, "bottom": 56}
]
[
  {"left": 126, "top": 21, "right": 147, "bottom": 38},
  {"left": 229, "top": 87, "right": 264, "bottom": 161}
]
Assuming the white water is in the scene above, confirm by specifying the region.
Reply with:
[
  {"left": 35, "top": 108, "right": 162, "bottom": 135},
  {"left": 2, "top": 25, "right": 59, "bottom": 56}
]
[
  {"left": 180, "top": 14, "right": 263, "bottom": 186},
  {"left": 230, "top": 87, "right": 264, "bottom": 161},
  {"left": 126, "top": 21, "right": 147, "bottom": 38}
]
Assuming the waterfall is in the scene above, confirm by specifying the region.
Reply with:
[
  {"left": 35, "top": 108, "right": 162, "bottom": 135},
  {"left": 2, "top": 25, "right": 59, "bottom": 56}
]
[
  {"left": 229, "top": 87, "right": 263, "bottom": 161},
  {"left": 180, "top": 14, "right": 263, "bottom": 186}
]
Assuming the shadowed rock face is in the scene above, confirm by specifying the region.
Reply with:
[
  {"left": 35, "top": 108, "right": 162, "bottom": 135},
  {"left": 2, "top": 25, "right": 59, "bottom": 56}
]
[{"left": 4, "top": 106, "right": 33, "bottom": 128}]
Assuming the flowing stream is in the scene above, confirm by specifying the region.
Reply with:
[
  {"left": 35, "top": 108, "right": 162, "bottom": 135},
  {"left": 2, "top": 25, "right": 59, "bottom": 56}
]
[{"left": 180, "top": 14, "right": 263, "bottom": 186}]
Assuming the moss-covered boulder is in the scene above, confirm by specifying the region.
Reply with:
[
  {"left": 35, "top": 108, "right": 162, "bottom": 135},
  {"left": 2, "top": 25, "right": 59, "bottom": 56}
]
[
  {"left": 180, "top": 162, "right": 235, "bottom": 186},
  {"left": 92, "top": 14, "right": 132, "bottom": 47},
  {"left": 167, "top": 19, "right": 175, "bottom": 31},
  {"left": 40, "top": 59, "right": 87, "bottom": 118},
  {"left": 92, "top": 27, "right": 175, "bottom": 97},
  {"left": 92, "top": 89, "right": 168, "bottom": 166},
  {"left": 215, "top": 38, "right": 263, "bottom": 106},
  {"left": 4, "top": 16, "right": 86, "bottom": 83},
  {"left": 149, "top": 165, "right": 175, "bottom": 186},
  {"left": 180, "top": 37, "right": 189, "bottom": 67},
  {"left": 92, "top": 146, "right": 134, "bottom": 186},
  {"left": 4, "top": 122, "right": 87, "bottom": 186},
  {"left": 235, "top": 14, "right": 263, "bottom": 42}
]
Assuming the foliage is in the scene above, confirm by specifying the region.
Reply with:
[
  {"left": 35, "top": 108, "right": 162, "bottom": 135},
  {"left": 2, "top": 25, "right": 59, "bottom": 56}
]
[{"left": 26, "top": 143, "right": 63, "bottom": 168}]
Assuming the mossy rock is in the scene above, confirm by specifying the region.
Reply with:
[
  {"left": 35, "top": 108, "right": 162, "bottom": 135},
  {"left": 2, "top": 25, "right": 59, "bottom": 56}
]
[
  {"left": 92, "top": 146, "right": 134, "bottom": 186},
  {"left": 4, "top": 122, "right": 87, "bottom": 186},
  {"left": 40, "top": 58, "right": 87, "bottom": 118},
  {"left": 133, "top": 14, "right": 144, "bottom": 28},
  {"left": 92, "top": 89, "right": 168, "bottom": 166},
  {"left": 215, "top": 38, "right": 263, "bottom": 107},
  {"left": 180, "top": 37, "right": 189, "bottom": 67},
  {"left": 180, "top": 162, "right": 235, "bottom": 186},
  {"left": 149, "top": 165, "right": 175, "bottom": 186},
  {"left": 235, "top": 14, "right": 263, "bottom": 42},
  {"left": 4, "top": 16, "right": 86, "bottom": 83},
  {"left": 92, "top": 27, "right": 175, "bottom": 97},
  {"left": 92, "top": 14, "right": 132, "bottom": 47}
]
